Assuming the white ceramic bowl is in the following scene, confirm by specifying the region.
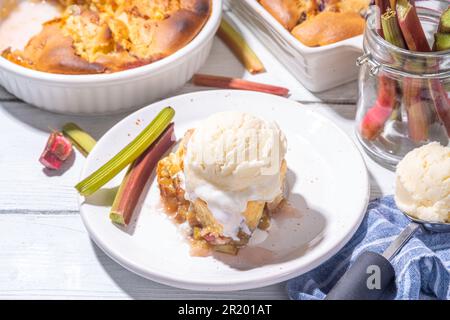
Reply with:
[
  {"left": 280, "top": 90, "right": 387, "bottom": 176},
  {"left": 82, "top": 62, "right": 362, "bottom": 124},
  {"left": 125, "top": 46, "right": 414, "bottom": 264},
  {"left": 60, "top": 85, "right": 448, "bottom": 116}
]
[
  {"left": 0, "top": 0, "right": 222, "bottom": 114},
  {"left": 79, "top": 90, "right": 370, "bottom": 291},
  {"left": 226, "top": 0, "right": 363, "bottom": 92}
]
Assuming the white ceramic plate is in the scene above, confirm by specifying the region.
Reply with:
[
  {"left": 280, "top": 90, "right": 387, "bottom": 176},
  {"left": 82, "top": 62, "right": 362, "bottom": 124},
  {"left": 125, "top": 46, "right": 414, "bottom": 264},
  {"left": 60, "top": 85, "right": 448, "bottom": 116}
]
[{"left": 79, "top": 90, "right": 369, "bottom": 291}]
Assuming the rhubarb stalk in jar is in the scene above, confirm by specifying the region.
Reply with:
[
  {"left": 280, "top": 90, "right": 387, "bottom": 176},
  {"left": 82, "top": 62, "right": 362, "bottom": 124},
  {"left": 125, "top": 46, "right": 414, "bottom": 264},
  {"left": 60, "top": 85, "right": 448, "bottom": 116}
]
[{"left": 355, "top": 0, "right": 450, "bottom": 169}]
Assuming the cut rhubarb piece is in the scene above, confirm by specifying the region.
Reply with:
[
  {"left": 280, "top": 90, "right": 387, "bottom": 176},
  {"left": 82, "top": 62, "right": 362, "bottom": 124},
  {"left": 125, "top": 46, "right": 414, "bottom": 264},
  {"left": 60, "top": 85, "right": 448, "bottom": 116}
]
[
  {"left": 192, "top": 74, "right": 289, "bottom": 96},
  {"left": 360, "top": 101, "right": 395, "bottom": 140},
  {"left": 110, "top": 123, "right": 175, "bottom": 226},
  {"left": 360, "top": 74, "right": 397, "bottom": 140},
  {"left": 381, "top": 9, "right": 406, "bottom": 48},
  {"left": 217, "top": 19, "right": 265, "bottom": 74},
  {"left": 434, "top": 32, "right": 450, "bottom": 51},
  {"left": 396, "top": 0, "right": 431, "bottom": 52},
  {"left": 39, "top": 131, "right": 73, "bottom": 170},
  {"left": 62, "top": 122, "right": 96, "bottom": 157},
  {"left": 360, "top": 78, "right": 397, "bottom": 140},
  {"left": 40, "top": 150, "right": 64, "bottom": 170}
]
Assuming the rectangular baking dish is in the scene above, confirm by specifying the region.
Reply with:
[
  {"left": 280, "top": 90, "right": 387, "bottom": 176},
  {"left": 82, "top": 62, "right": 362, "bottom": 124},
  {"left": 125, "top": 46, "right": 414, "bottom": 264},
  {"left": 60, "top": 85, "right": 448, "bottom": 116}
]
[{"left": 225, "top": 0, "right": 364, "bottom": 92}]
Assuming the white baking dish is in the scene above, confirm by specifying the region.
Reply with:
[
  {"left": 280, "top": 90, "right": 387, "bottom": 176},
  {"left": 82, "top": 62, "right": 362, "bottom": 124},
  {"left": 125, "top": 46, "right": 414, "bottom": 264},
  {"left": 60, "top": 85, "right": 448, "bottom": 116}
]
[
  {"left": 226, "top": 0, "right": 363, "bottom": 92},
  {"left": 0, "top": 0, "right": 222, "bottom": 114}
]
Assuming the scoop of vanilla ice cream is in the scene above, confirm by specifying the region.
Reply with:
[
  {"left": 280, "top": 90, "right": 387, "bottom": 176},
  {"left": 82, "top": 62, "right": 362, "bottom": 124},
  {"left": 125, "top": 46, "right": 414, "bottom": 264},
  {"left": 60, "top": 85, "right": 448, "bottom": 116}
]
[
  {"left": 184, "top": 112, "right": 287, "bottom": 239},
  {"left": 395, "top": 142, "right": 450, "bottom": 223}
]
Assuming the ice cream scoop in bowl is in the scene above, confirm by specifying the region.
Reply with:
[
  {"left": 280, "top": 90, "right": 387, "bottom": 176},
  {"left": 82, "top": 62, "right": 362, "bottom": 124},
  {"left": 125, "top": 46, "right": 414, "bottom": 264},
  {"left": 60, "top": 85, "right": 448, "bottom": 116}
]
[
  {"left": 387, "top": 141, "right": 450, "bottom": 242},
  {"left": 326, "top": 142, "right": 450, "bottom": 300}
]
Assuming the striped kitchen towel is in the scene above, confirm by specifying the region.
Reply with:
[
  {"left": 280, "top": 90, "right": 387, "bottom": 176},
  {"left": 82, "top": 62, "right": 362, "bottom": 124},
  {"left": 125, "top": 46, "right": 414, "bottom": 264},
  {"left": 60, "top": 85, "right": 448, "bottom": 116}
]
[{"left": 287, "top": 196, "right": 450, "bottom": 300}]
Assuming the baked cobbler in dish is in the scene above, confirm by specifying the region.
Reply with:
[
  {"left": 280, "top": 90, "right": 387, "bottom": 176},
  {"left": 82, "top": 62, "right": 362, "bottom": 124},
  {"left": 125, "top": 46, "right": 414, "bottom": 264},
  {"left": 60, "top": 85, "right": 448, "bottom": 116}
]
[
  {"left": 1, "top": 0, "right": 211, "bottom": 74},
  {"left": 258, "top": 0, "right": 369, "bottom": 46}
]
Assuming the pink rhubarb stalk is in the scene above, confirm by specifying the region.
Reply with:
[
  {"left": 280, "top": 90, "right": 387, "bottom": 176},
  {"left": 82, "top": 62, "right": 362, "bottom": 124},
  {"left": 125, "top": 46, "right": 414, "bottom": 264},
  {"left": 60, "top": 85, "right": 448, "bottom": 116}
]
[
  {"left": 360, "top": 8, "right": 400, "bottom": 141},
  {"left": 109, "top": 123, "right": 175, "bottom": 226},
  {"left": 192, "top": 74, "right": 289, "bottom": 96},
  {"left": 375, "top": 0, "right": 391, "bottom": 36},
  {"left": 403, "top": 78, "right": 430, "bottom": 141},
  {"left": 396, "top": 0, "right": 450, "bottom": 138},
  {"left": 360, "top": 75, "right": 397, "bottom": 140},
  {"left": 396, "top": 0, "right": 431, "bottom": 52}
]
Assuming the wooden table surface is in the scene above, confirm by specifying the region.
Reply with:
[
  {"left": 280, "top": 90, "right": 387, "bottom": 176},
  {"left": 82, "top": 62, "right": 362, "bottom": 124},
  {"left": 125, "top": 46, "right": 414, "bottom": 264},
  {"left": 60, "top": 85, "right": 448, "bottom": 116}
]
[{"left": 0, "top": 9, "right": 395, "bottom": 299}]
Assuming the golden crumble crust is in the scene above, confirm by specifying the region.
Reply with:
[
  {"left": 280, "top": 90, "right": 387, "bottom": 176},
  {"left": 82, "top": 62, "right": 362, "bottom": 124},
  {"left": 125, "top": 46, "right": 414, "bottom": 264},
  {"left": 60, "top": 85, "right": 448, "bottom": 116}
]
[
  {"left": 258, "top": 0, "right": 368, "bottom": 46},
  {"left": 2, "top": 0, "right": 211, "bottom": 74}
]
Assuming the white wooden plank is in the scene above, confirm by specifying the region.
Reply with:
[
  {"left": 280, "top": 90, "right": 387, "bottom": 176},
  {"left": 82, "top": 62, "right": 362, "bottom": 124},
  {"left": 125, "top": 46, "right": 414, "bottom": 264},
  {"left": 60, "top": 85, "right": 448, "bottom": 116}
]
[{"left": 0, "top": 214, "right": 288, "bottom": 299}]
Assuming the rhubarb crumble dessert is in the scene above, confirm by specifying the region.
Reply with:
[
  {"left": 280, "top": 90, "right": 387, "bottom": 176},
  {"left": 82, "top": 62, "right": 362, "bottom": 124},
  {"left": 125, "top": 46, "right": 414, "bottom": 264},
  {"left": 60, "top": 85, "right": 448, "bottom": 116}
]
[
  {"left": 156, "top": 112, "right": 288, "bottom": 255},
  {"left": 258, "top": 0, "right": 369, "bottom": 46},
  {"left": 1, "top": 0, "right": 211, "bottom": 74}
]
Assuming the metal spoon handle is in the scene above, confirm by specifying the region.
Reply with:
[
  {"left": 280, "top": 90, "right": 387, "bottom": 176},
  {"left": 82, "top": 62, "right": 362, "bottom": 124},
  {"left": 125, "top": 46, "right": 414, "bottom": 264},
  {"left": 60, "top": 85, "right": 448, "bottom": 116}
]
[{"left": 382, "top": 222, "right": 421, "bottom": 261}]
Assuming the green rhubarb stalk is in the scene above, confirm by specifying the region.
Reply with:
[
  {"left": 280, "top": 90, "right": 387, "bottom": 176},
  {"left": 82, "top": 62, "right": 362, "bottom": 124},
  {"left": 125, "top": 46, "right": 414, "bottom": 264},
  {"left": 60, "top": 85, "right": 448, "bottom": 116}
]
[
  {"left": 382, "top": 9, "right": 406, "bottom": 48},
  {"left": 434, "top": 32, "right": 450, "bottom": 51},
  {"left": 438, "top": 7, "right": 450, "bottom": 33},
  {"left": 217, "top": 19, "right": 265, "bottom": 74},
  {"left": 75, "top": 107, "right": 175, "bottom": 196},
  {"left": 110, "top": 123, "right": 175, "bottom": 225},
  {"left": 435, "top": 7, "right": 450, "bottom": 51},
  {"left": 62, "top": 123, "right": 96, "bottom": 157}
]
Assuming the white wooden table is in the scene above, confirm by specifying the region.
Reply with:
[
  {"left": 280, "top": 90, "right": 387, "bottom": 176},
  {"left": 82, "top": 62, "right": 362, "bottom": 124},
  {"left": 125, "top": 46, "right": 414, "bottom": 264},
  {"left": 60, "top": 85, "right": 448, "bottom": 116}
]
[{"left": 0, "top": 9, "right": 395, "bottom": 299}]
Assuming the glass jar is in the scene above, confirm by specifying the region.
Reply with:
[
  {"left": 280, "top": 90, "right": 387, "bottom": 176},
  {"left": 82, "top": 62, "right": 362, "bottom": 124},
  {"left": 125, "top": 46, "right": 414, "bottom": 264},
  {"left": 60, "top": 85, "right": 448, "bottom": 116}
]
[{"left": 355, "top": 1, "right": 450, "bottom": 169}]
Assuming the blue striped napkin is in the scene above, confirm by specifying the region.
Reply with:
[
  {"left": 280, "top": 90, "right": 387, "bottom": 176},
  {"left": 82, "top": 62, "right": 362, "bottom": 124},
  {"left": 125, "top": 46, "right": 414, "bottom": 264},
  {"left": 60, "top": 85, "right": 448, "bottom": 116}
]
[{"left": 287, "top": 196, "right": 450, "bottom": 300}]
